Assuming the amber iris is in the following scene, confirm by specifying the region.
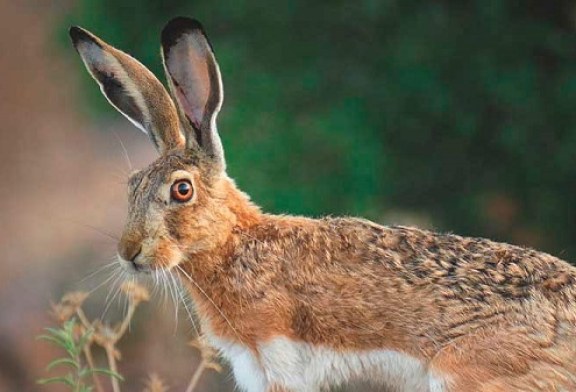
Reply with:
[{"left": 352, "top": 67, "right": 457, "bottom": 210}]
[{"left": 170, "top": 179, "right": 193, "bottom": 202}]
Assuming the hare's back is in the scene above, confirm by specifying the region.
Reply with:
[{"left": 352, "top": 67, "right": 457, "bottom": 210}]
[{"left": 326, "top": 218, "right": 576, "bottom": 305}]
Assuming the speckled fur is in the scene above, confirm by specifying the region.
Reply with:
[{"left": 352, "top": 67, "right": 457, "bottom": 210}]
[
  {"left": 71, "top": 19, "right": 576, "bottom": 392},
  {"left": 198, "top": 178, "right": 576, "bottom": 390}
]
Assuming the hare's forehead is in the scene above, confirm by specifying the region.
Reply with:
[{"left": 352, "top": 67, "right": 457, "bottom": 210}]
[
  {"left": 127, "top": 154, "right": 199, "bottom": 191},
  {"left": 127, "top": 168, "right": 164, "bottom": 193}
]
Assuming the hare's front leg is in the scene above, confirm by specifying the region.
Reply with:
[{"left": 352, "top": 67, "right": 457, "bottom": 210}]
[
  {"left": 230, "top": 354, "right": 316, "bottom": 392},
  {"left": 225, "top": 345, "right": 267, "bottom": 392}
]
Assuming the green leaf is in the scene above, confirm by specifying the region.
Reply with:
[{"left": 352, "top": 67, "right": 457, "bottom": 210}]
[
  {"left": 37, "top": 334, "right": 66, "bottom": 348},
  {"left": 77, "top": 328, "right": 94, "bottom": 350},
  {"left": 88, "top": 368, "right": 125, "bottom": 381},
  {"left": 46, "top": 327, "right": 74, "bottom": 346},
  {"left": 37, "top": 375, "right": 75, "bottom": 387},
  {"left": 45, "top": 326, "right": 68, "bottom": 336},
  {"left": 46, "top": 358, "right": 80, "bottom": 371},
  {"left": 78, "top": 367, "right": 90, "bottom": 378},
  {"left": 39, "top": 322, "right": 81, "bottom": 358},
  {"left": 62, "top": 340, "right": 79, "bottom": 358}
]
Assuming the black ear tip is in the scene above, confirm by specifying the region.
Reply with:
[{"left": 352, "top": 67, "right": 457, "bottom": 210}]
[
  {"left": 69, "top": 26, "right": 85, "bottom": 44},
  {"left": 69, "top": 26, "right": 99, "bottom": 47},
  {"left": 161, "top": 16, "right": 206, "bottom": 47}
]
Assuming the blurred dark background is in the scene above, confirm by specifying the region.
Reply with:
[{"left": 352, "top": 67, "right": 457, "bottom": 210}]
[{"left": 2, "top": 0, "right": 576, "bottom": 390}]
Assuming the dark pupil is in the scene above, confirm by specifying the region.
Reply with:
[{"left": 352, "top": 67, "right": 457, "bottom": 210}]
[{"left": 177, "top": 182, "right": 190, "bottom": 195}]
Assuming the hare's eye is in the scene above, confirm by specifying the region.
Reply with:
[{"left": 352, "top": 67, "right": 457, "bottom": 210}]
[{"left": 170, "top": 180, "right": 193, "bottom": 202}]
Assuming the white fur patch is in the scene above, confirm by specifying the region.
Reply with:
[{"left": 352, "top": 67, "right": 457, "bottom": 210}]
[
  {"left": 206, "top": 333, "right": 448, "bottom": 392},
  {"left": 207, "top": 333, "right": 267, "bottom": 392}
]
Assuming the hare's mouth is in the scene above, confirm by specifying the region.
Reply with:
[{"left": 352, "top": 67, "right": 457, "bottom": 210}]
[{"left": 117, "top": 253, "right": 152, "bottom": 275}]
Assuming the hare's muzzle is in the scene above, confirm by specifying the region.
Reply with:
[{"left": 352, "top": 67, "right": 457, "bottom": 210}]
[{"left": 118, "top": 237, "right": 146, "bottom": 272}]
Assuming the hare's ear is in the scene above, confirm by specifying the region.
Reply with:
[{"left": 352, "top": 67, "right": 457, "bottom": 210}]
[
  {"left": 161, "top": 17, "right": 225, "bottom": 170},
  {"left": 69, "top": 26, "right": 184, "bottom": 153}
]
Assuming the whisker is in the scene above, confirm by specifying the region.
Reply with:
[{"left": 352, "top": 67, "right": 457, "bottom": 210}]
[
  {"left": 112, "top": 130, "right": 133, "bottom": 171},
  {"left": 163, "top": 267, "right": 179, "bottom": 331},
  {"left": 155, "top": 269, "right": 163, "bottom": 303},
  {"left": 152, "top": 270, "right": 160, "bottom": 298},
  {"left": 142, "top": 266, "right": 201, "bottom": 337},
  {"left": 116, "top": 270, "right": 128, "bottom": 307},
  {"left": 104, "top": 269, "right": 123, "bottom": 304},
  {"left": 101, "top": 272, "right": 125, "bottom": 319},
  {"left": 122, "top": 275, "right": 133, "bottom": 332},
  {"left": 161, "top": 269, "right": 169, "bottom": 305},
  {"left": 87, "top": 268, "right": 120, "bottom": 295},
  {"left": 111, "top": 171, "right": 130, "bottom": 185},
  {"left": 176, "top": 265, "right": 242, "bottom": 342},
  {"left": 177, "top": 283, "right": 200, "bottom": 337},
  {"left": 168, "top": 270, "right": 180, "bottom": 332},
  {"left": 55, "top": 216, "right": 121, "bottom": 245},
  {"left": 80, "top": 260, "right": 119, "bottom": 284},
  {"left": 77, "top": 221, "right": 120, "bottom": 241},
  {"left": 160, "top": 268, "right": 170, "bottom": 307}
]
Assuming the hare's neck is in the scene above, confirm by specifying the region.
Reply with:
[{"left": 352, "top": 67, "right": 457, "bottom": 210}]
[
  {"left": 178, "top": 213, "right": 316, "bottom": 343},
  {"left": 177, "top": 177, "right": 265, "bottom": 340},
  {"left": 181, "top": 214, "right": 439, "bottom": 358}
]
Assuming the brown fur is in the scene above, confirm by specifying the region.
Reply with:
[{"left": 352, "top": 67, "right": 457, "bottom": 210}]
[
  {"left": 70, "top": 19, "right": 576, "bottom": 391},
  {"left": 125, "top": 151, "right": 576, "bottom": 390}
]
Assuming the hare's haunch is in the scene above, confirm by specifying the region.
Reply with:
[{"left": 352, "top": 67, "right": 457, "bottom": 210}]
[{"left": 70, "top": 17, "right": 576, "bottom": 392}]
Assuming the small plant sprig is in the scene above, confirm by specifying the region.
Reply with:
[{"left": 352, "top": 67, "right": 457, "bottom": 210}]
[
  {"left": 38, "top": 281, "right": 223, "bottom": 391},
  {"left": 37, "top": 318, "right": 123, "bottom": 392}
]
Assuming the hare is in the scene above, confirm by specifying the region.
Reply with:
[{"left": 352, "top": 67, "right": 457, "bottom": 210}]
[{"left": 69, "top": 17, "right": 576, "bottom": 392}]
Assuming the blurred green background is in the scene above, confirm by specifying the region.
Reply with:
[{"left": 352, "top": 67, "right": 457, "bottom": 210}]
[
  {"left": 65, "top": 0, "right": 576, "bottom": 258},
  {"left": 2, "top": 1, "right": 576, "bottom": 391}
]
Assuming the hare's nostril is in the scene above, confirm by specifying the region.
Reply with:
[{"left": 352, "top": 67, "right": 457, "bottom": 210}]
[
  {"left": 129, "top": 247, "right": 142, "bottom": 262},
  {"left": 118, "top": 246, "right": 148, "bottom": 273},
  {"left": 118, "top": 241, "right": 142, "bottom": 263}
]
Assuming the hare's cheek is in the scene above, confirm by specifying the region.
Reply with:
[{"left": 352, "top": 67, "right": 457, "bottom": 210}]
[
  {"left": 164, "top": 206, "right": 200, "bottom": 242},
  {"left": 154, "top": 238, "right": 185, "bottom": 269},
  {"left": 165, "top": 214, "right": 185, "bottom": 242}
]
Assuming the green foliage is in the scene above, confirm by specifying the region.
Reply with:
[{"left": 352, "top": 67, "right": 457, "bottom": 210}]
[
  {"left": 60, "top": 1, "right": 576, "bottom": 261},
  {"left": 37, "top": 319, "right": 123, "bottom": 392}
]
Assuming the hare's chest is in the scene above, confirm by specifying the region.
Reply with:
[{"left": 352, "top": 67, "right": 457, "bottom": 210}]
[
  {"left": 206, "top": 333, "right": 267, "bottom": 392},
  {"left": 206, "top": 333, "right": 448, "bottom": 392}
]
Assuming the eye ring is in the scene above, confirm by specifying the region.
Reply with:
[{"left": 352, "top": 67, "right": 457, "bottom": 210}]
[{"left": 170, "top": 179, "right": 193, "bottom": 202}]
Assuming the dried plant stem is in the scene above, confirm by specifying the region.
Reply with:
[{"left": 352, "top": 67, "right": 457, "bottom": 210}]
[
  {"left": 84, "top": 343, "right": 105, "bottom": 392},
  {"left": 101, "top": 293, "right": 140, "bottom": 392},
  {"left": 114, "top": 301, "right": 137, "bottom": 343},
  {"left": 76, "top": 308, "right": 92, "bottom": 329},
  {"left": 76, "top": 308, "right": 105, "bottom": 392},
  {"left": 42, "top": 282, "right": 223, "bottom": 392},
  {"left": 185, "top": 360, "right": 207, "bottom": 392},
  {"left": 104, "top": 342, "right": 121, "bottom": 392}
]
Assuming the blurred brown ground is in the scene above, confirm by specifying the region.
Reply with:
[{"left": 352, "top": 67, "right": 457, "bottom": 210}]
[{"left": 0, "top": 1, "right": 234, "bottom": 391}]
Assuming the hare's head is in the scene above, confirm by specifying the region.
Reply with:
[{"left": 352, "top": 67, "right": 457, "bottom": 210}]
[{"left": 70, "top": 18, "right": 255, "bottom": 273}]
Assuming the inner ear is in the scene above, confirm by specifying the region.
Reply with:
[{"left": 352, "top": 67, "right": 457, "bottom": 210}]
[
  {"left": 93, "top": 69, "right": 145, "bottom": 127},
  {"left": 161, "top": 17, "right": 226, "bottom": 170},
  {"left": 70, "top": 25, "right": 185, "bottom": 153}
]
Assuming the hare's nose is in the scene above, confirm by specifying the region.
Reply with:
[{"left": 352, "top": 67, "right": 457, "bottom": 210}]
[
  {"left": 127, "top": 247, "right": 142, "bottom": 262},
  {"left": 118, "top": 239, "right": 142, "bottom": 263}
]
